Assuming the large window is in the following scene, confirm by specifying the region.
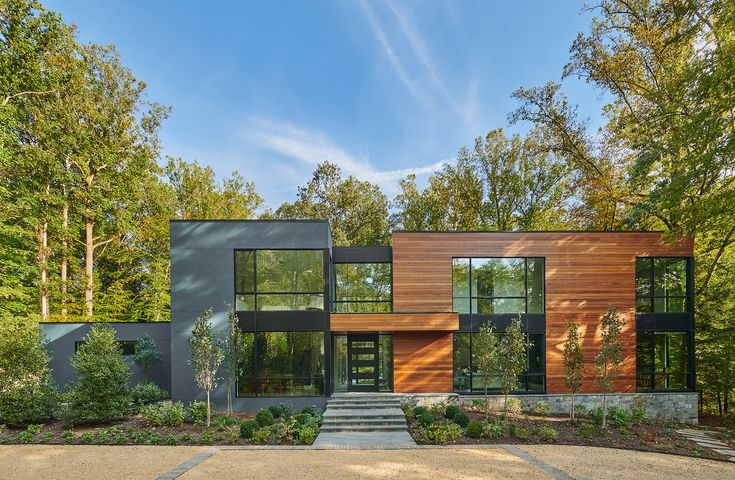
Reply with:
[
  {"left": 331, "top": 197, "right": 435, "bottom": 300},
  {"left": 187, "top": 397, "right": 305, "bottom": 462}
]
[
  {"left": 75, "top": 340, "right": 137, "bottom": 356},
  {"left": 235, "top": 249, "right": 324, "bottom": 311},
  {"left": 333, "top": 263, "right": 392, "bottom": 313},
  {"left": 636, "top": 332, "right": 690, "bottom": 390},
  {"left": 237, "top": 331, "right": 325, "bottom": 397},
  {"left": 453, "top": 332, "right": 545, "bottom": 393},
  {"left": 452, "top": 257, "right": 544, "bottom": 314},
  {"left": 636, "top": 257, "right": 690, "bottom": 313}
]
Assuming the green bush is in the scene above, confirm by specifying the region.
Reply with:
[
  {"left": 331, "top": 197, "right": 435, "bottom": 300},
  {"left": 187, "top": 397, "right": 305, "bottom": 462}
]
[
  {"left": 17, "top": 431, "right": 33, "bottom": 443},
  {"left": 252, "top": 426, "right": 273, "bottom": 444},
  {"left": 413, "top": 406, "right": 427, "bottom": 417},
  {"left": 453, "top": 412, "right": 470, "bottom": 428},
  {"left": 631, "top": 403, "right": 646, "bottom": 424},
  {"left": 296, "top": 425, "right": 317, "bottom": 445},
  {"left": 538, "top": 425, "right": 558, "bottom": 443},
  {"left": 130, "top": 383, "right": 167, "bottom": 409},
  {"left": 279, "top": 403, "right": 295, "bottom": 418},
  {"left": 588, "top": 406, "right": 604, "bottom": 425},
  {"left": 300, "top": 406, "right": 322, "bottom": 417},
  {"left": 509, "top": 425, "right": 529, "bottom": 439},
  {"left": 62, "top": 325, "right": 131, "bottom": 426},
  {"left": 465, "top": 420, "right": 484, "bottom": 438},
  {"left": 0, "top": 318, "right": 58, "bottom": 427},
  {"left": 417, "top": 412, "right": 434, "bottom": 427},
  {"left": 26, "top": 424, "right": 43, "bottom": 434},
  {"left": 240, "top": 419, "right": 258, "bottom": 439},
  {"left": 506, "top": 398, "right": 523, "bottom": 415},
  {"left": 94, "top": 428, "right": 111, "bottom": 444},
  {"left": 268, "top": 404, "right": 284, "bottom": 418},
  {"left": 141, "top": 401, "right": 186, "bottom": 427},
  {"left": 130, "top": 430, "right": 144, "bottom": 444},
  {"left": 188, "top": 401, "right": 207, "bottom": 426},
  {"left": 63, "top": 430, "right": 74, "bottom": 444},
  {"left": 402, "top": 404, "right": 414, "bottom": 419},
  {"left": 578, "top": 422, "right": 595, "bottom": 438},
  {"left": 79, "top": 432, "right": 93, "bottom": 444},
  {"left": 255, "top": 408, "right": 274, "bottom": 427},
  {"left": 482, "top": 421, "right": 503, "bottom": 439},
  {"left": 147, "top": 432, "right": 161, "bottom": 444},
  {"left": 532, "top": 402, "right": 550, "bottom": 416},
  {"left": 608, "top": 406, "right": 632, "bottom": 429},
  {"left": 179, "top": 432, "right": 196, "bottom": 444},
  {"left": 444, "top": 405, "right": 460, "bottom": 419},
  {"left": 418, "top": 420, "right": 462, "bottom": 445},
  {"left": 166, "top": 433, "right": 177, "bottom": 445},
  {"left": 38, "top": 431, "right": 53, "bottom": 443}
]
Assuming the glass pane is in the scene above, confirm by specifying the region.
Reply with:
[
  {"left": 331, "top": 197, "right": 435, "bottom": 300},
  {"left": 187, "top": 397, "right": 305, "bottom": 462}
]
[
  {"left": 635, "top": 258, "right": 652, "bottom": 298},
  {"left": 236, "top": 379, "right": 257, "bottom": 397},
  {"left": 453, "top": 333, "right": 471, "bottom": 393},
  {"left": 636, "top": 297, "right": 652, "bottom": 313},
  {"left": 476, "top": 297, "right": 525, "bottom": 314},
  {"left": 334, "top": 301, "right": 391, "bottom": 313},
  {"left": 378, "top": 335, "right": 393, "bottom": 392},
  {"left": 654, "top": 296, "right": 687, "bottom": 313},
  {"left": 636, "top": 375, "right": 653, "bottom": 389},
  {"left": 353, "top": 366, "right": 374, "bottom": 374},
  {"left": 453, "top": 297, "right": 470, "bottom": 314},
  {"left": 256, "top": 250, "right": 323, "bottom": 293},
  {"left": 527, "top": 258, "right": 544, "bottom": 313},
  {"left": 473, "top": 258, "right": 525, "bottom": 298},
  {"left": 528, "top": 334, "right": 544, "bottom": 374},
  {"left": 333, "top": 336, "right": 348, "bottom": 393},
  {"left": 636, "top": 332, "right": 652, "bottom": 373},
  {"left": 527, "top": 375, "right": 545, "bottom": 392},
  {"left": 239, "top": 332, "right": 255, "bottom": 377},
  {"left": 236, "top": 294, "right": 255, "bottom": 311},
  {"left": 351, "top": 354, "right": 373, "bottom": 361},
  {"left": 256, "top": 377, "right": 324, "bottom": 396},
  {"left": 351, "top": 341, "right": 375, "bottom": 349},
  {"left": 255, "top": 331, "right": 324, "bottom": 380},
  {"left": 334, "top": 263, "right": 391, "bottom": 308},
  {"left": 257, "top": 293, "right": 323, "bottom": 311},
  {"left": 452, "top": 258, "right": 470, "bottom": 298},
  {"left": 653, "top": 258, "right": 687, "bottom": 298},
  {"left": 235, "top": 250, "right": 255, "bottom": 293}
]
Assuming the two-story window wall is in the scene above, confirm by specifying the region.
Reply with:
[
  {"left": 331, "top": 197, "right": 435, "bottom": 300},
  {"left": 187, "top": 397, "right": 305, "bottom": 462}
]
[
  {"left": 333, "top": 263, "right": 392, "bottom": 313},
  {"left": 635, "top": 257, "right": 693, "bottom": 391}
]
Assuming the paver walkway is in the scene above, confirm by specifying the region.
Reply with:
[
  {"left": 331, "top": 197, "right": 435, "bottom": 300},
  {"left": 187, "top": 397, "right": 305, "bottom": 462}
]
[{"left": 677, "top": 428, "right": 735, "bottom": 462}]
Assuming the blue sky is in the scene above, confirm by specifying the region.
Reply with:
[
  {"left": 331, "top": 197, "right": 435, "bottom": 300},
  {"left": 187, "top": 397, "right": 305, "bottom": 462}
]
[{"left": 46, "top": 0, "right": 607, "bottom": 208}]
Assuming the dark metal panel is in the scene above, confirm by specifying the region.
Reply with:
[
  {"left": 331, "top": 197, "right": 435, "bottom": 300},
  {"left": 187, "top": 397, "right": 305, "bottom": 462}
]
[
  {"left": 636, "top": 314, "right": 655, "bottom": 331},
  {"left": 236, "top": 312, "right": 256, "bottom": 331},
  {"left": 332, "top": 246, "right": 392, "bottom": 264},
  {"left": 254, "top": 311, "right": 326, "bottom": 331}
]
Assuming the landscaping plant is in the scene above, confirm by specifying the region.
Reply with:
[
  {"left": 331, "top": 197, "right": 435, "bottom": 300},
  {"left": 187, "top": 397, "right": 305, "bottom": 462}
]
[
  {"left": 562, "top": 320, "right": 585, "bottom": 419},
  {"left": 141, "top": 401, "right": 186, "bottom": 427},
  {"left": 133, "top": 334, "right": 162, "bottom": 383},
  {"left": 594, "top": 305, "right": 624, "bottom": 429},
  {"left": 189, "top": 309, "right": 223, "bottom": 427},
  {"left": 222, "top": 306, "right": 243, "bottom": 415},
  {"left": 188, "top": 401, "right": 207, "bottom": 425},
  {"left": 497, "top": 316, "right": 527, "bottom": 415},
  {"left": 130, "top": 382, "right": 167, "bottom": 409},
  {"left": 255, "top": 408, "right": 274, "bottom": 427},
  {"left": 240, "top": 419, "right": 258, "bottom": 439},
  {"left": 472, "top": 321, "right": 498, "bottom": 419}
]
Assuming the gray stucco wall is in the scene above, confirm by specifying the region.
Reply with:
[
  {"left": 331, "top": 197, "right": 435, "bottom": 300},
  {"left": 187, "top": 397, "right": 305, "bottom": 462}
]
[
  {"left": 170, "top": 220, "right": 331, "bottom": 411},
  {"left": 41, "top": 322, "right": 171, "bottom": 393}
]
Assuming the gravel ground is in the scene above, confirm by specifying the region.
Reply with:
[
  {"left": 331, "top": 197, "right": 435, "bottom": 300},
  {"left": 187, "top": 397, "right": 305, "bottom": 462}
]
[
  {"left": 520, "top": 445, "right": 735, "bottom": 480},
  {"left": 0, "top": 445, "right": 209, "bottom": 480}
]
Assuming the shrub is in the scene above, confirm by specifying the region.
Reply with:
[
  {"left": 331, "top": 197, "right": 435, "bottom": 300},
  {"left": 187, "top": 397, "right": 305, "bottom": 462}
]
[
  {"left": 255, "top": 408, "right": 274, "bottom": 427},
  {"left": 94, "top": 428, "right": 111, "bottom": 444},
  {"left": 418, "top": 420, "right": 462, "bottom": 445},
  {"left": 509, "top": 425, "right": 529, "bottom": 439},
  {"left": 166, "top": 433, "right": 177, "bottom": 445},
  {"left": 131, "top": 383, "right": 167, "bottom": 409},
  {"left": 578, "top": 422, "right": 595, "bottom": 438},
  {"left": 453, "top": 412, "right": 470, "bottom": 428},
  {"left": 539, "top": 425, "right": 558, "bottom": 443},
  {"left": 240, "top": 419, "right": 258, "bottom": 439},
  {"left": 141, "top": 401, "right": 186, "bottom": 427},
  {"left": 62, "top": 325, "right": 131, "bottom": 426},
  {"left": 279, "top": 403, "right": 295, "bottom": 418},
  {"left": 17, "top": 431, "right": 33, "bottom": 443},
  {"left": 402, "top": 404, "right": 414, "bottom": 419},
  {"left": 38, "top": 431, "right": 53, "bottom": 443},
  {"left": 26, "top": 424, "right": 43, "bottom": 434},
  {"left": 179, "top": 432, "right": 196, "bottom": 444},
  {"left": 113, "top": 432, "right": 126, "bottom": 444},
  {"left": 575, "top": 404, "right": 588, "bottom": 416},
  {"left": 63, "top": 430, "right": 75, "bottom": 444},
  {"left": 79, "top": 432, "right": 93, "bottom": 444},
  {"left": 268, "top": 404, "right": 284, "bottom": 418},
  {"left": 188, "top": 401, "right": 207, "bottom": 426},
  {"left": 506, "top": 398, "right": 523, "bottom": 415},
  {"left": 130, "top": 430, "right": 144, "bottom": 444},
  {"left": 589, "top": 406, "right": 604, "bottom": 425},
  {"left": 0, "top": 318, "right": 58, "bottom": 427},
  {"left": 417, "top": 412, "right": 434, "bottom": 427},
  {"left": 252, "top": 426, "right": 272, "bottom": 444},
  {"left": 296, "top": 425, "right": 317, "bottom": 445},
  {"left": 608, "top": 406, "right": 632, "bottom": 429},
  {"left": 413, "top": 406, "right": 427, "bottom": 417},
  {"left": 147, "top": 432, "right": 161, "bottom": 444},
  {"left": 444, "top": 405, "right": 460, "bottom": 419},
  {"left": 631, "top": 403, "right": 646, "bottom": 424},
  {"left": 482, "top": 421, "right": 503, "bottom": 439},
  {"left": 533, "top": 402, "right": 550, "bottom": 417},
  {"left": 466, "top": 420, "right": 484, "bottom": 438},
  {"left": 300, "top": 406, "right": 321, "bottom": 417}
]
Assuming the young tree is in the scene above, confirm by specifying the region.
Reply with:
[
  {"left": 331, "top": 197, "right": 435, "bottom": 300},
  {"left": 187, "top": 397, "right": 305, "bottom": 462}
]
[
  {"left": 563, "top": 320, "right": 585, "bottom": 419},
  {"left": 63, "top": 324, "right": 131, "bottom": 425},
  {"left": 594, "top": 305, "right": 624, "bottom": 429},
  {"left": 133, "top": 334, "right": 161, "bottom": 383},
  {"left": 189, "top": 308, "right": 223, "bottom": 427},
  {"left": 472, "top": 321, "right": 498, "bottom": 419},
  {"left": 222, "top": 305, "right": 242, "bottom": 415},
  {"left": 497, "top": 315, "right": 528, "bottom": 414}
]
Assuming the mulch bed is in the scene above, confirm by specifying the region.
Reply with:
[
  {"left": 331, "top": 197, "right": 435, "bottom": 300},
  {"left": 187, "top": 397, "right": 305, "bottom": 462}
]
[{"left": 408, "top": 408, "right": 733, "bottom": 461}]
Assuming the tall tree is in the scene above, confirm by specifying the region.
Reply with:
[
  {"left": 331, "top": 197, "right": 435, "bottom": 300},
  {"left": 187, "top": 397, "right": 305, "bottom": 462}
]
[
  {"left": 189, "top": 309, "right": 223, "bottom": 427},
  {"left": 563, "top": 320, "right": 585, "bottom": 419},
  {"left": 594, "top": 306, "right": 624, "bottom": 429},
  {"left": 473, "top": 321, "right": 498, "bottom": 420},
  {"left": 275, "top": 162, "right": 391, "bottom": 246},
  {"left": 497, "top": 315, "right": 528, "bottom": 414}
]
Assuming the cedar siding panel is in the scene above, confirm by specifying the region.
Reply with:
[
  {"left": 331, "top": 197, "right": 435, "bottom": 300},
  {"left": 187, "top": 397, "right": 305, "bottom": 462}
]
[
  {"left": 330, "top": 312, "right": 458, "bottom": 332},
  {"left": 393, "top": 331, "right": 453, "bottom": 393},
  {"left": 391, "top": 232, "right": 693, "bottom": 393}
]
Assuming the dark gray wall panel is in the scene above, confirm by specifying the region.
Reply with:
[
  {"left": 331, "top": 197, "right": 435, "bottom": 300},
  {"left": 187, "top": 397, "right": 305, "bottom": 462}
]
[{"left": 170, "top": 248, "right": 234, "bottom": 313}]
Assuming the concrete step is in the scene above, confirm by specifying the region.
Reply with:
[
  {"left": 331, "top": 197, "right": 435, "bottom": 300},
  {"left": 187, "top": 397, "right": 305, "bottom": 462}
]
[
  {"left": 323, "top": 408, "right": 405, "bottom": 418},
  {"left": 326, "top": 402, "right": 401, "bottom": 409},
  {"left": 322, "top": 418, "right": 407, "bottom": 426},
  {"left": 320, "top": 424, "right": 407, "bottom": 433}
]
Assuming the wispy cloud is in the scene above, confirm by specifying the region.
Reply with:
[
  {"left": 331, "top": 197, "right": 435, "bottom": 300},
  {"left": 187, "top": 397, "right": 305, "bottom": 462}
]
[{"left": 241, "top": 116, "right": 447, "bottom": 195}]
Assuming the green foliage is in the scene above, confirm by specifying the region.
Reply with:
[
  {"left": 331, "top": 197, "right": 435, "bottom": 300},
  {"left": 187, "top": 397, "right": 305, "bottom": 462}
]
[
  {"left": 413, "top": 406, "right": 427, "bottom": 417},
  {"left": 251, "top": 426, "right": 272, "bottom": 444},
  {"left": 62, "top": 324, "right": 131, "bottom": 426},
  {"left": 594, "top": 306, "right": 624, "bottom": 428},
  {"left": 133, "top": 334, "right": 161, "bottom": 382},
  {"left": 533, "top": 402, "right": 550, "bottom": 417},
  {"left": 589, "top": 407, "right": 604, "bottom": 426},
  {"left": 26, "top": 424, "right": 42, "bottom": 435},
  {"left": 465, "top": 420, "right": 484, "bottom": 438},
  {"left": 563, "top": 321, "right": 585, "bottom": 419},
  {"left": 417, "top": 412, "right": 434, "bottom": 427},
  {"left": 538, "top": 425, "right": 558, "bottom": 443},
  {"left": 130, "top": 430, "right": 144, "bottom": 444},
  {"left": 509, "top": 424, "right": 529, "bottom": 440},
  {"left": 482, "top": 420, "right": 504, "bottom": 439},
  {"left": 268, "top": 404, "right": 284, "bottom": 418},
  {"left": 296, "top": 425, "right": 317, "bottom": 445},
  {"left": 472, "top": 321, "right": 498, "bottom": 419},
  {"left": 444, "top": 405, "right": 460, "bottom": 420},
  {"left": 417, "top": 420, "right": 462, "bottom": 445},
  {"left": 179, "top": 432, "right": 196, "bottom": 444},
  {"left": 130, "top": 382, "right": 167, "bottom": 409},
  {"left": 498, "top": 316, "right": 527, "bottom": 413},
  {"left": 240, "top": 420, "right": 258, "bottom": 439},
  {"left": 608, "top": 406, "right": 633, "bottom": 429},
  {"left": 255, "top": 409, "right": 274, "bottom": 427},
  {"left": 300, "top": 406, "right": 321, "bottom": 417},
  {"left": 189, "top": 309, "right": 223, "bottom": 427},
  {"left": 402, "top": 404, "right": 414, "bottom": 419},
  {"left": 140, "top": 401, "right": 186, "bottom": 427},
  {"left": 165, "top": 433, "right": 177, "bottom": 446},
  {"left": 17, "top": 431, "right": 33, "bottom": 444},
  {"left": 578, "top": 422, "right": 595, "bottom": 439},
  {"left": 453, "top": 412, "right": 470, "bottom": 428},
  {"left": 0, "top": 317, "right": 57, "bottom": 426},
  {"left": 506, "top": 398, "right": 523, "bottom": 415},
  {"left": 63, "top": 430, "right": 74, "bottom": 444},
  {"left": 188, "top": 402, "right": 207, "bottom": 426},
  {"left": 147, "top": 432, "right": 161, "bottom": 445},
  {"left": 223, "top": 306, "right": 242, "bottom": 415},
  {"left": 94, "top": 428, "right": 111, "bottom": 444},
  {"left": 79, "top": 432, "right": 93, "bottom": 444}
]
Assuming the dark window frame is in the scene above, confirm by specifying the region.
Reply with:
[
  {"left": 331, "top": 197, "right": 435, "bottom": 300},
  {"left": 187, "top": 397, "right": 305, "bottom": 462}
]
[
  {"left": 331, "top": 262, "right": 393, "bottom": 313},
  {"left": 636, "top": 331, "right": 691, "bottom": 391},
  {"left": 635, "top": 256, "right": 692, "bottom": 313},
  {"left": 452, "top": 257, "right": 545, "bottom": 315}
]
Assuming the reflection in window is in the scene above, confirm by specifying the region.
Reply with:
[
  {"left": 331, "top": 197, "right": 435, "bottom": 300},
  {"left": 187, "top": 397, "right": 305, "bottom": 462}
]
[
  {"left": 636, "top": 332, "right": 689, "bottom": 390},
  {"left": 378, "top": 335, "right": 393, "bottom": 392},
  {"left": 75, "top": 340, "right": 137, "bottom": 356},
  {"left": 635, "top": 257, "right": 690, "bottom": 313},
  {"left": 452, "top": 331, "right": 544, "bottom": 393},
  {"left": 452, "top": 258, "right": 544, "bottom": 314},
  {"left": 333, "top": 263, "right": 392, "bottom": 313},
  {"left": 237, "top": 331, "right": 324, "bottom": 397}
]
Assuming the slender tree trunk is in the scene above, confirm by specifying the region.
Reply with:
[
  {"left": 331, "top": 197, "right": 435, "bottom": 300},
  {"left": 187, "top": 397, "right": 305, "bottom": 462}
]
[
  {"left": 484, "top": 385, "right": 489, "bottom": 420},
  {"left": 725, "top": 391, "right": 729, "bottom": 414},
  {"left": 504, "top": 391, "right": 509, "bottom": 415},
  {"left": 60, "top": 175, "right": 69, "bottom": 320},
  {"left": 602, "top": 392, "right": 608, "bottom": 429},
  {"left": 227, "top": 381, "right": 232, "bottom": 416},
  {"left": 37, "top": 221, "right": 49, "bottom": 319},
  {"left": 206, "top": 389, "right": 211, "bottom": 427},
  {"left": 571, "top": 393, "right": 575, "bottom": 420},
  {"left": 84, "top": 219, "right": 94, "bottom": 317}
]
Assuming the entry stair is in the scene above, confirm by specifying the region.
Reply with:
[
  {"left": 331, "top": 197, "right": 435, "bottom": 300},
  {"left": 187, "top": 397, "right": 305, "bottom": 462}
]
[{"left": 320, "top": 393, "right": 407, "bottom": 433}]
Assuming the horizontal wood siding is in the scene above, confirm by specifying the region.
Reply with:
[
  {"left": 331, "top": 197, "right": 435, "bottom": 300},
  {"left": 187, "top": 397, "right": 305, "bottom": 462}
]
[
  {"left": 391, "top": 232, "right": 693, "bottom": 393},
  {"left": 330, "top": 312, "right": 458, "bottom": 332},
  {"left": 393, "top": 331, "right": 453, "bottom": 393}
]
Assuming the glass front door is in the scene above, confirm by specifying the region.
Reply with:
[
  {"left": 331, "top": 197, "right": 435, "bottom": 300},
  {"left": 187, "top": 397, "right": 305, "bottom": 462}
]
[
  {"left": 332, "top": 334, "right": 393, "bottom": 393},
  {"left": 348, "top": 334, "right": 379, "bottom": 391}
]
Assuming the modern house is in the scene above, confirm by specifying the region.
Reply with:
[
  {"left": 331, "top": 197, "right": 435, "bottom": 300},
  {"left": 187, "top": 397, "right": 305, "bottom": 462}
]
[{"left": 43, "top": 220, "right": 698, "bottom": 422}]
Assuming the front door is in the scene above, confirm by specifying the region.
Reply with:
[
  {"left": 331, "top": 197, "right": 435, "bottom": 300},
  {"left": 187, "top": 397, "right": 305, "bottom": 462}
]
[{"left": 347, "top": 334, "right": 379, "bottom": 392}]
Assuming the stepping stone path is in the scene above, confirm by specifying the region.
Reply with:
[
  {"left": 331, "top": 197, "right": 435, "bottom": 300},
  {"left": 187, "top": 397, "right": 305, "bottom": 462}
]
[{"left": 677, "top": 428, "right": 735, "bottom": 462}]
